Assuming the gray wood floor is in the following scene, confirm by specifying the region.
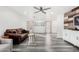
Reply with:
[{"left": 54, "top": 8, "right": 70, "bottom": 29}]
[{"left": 13, "top": 34, "right": 79, "bottom": 52}]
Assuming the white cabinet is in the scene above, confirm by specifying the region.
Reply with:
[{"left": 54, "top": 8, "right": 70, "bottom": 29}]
[
  {"left": 63, "top": 30, "right": 72, "bottom": 42},
  {"left": 63, "top": 29, "right": 79, "bottom": 47},
  {"left": 74, "top": 32, "right": 79, "bottom": 47}
]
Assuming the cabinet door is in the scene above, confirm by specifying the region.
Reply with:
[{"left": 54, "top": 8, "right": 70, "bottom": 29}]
[
  {"left": 64, "top": 30, "right": 75, "bottom": 43},
  {"left": 63, "top": 30, "right": 70, "bottom": 41},
  {"left": 74, "top": 32, "right": 79, "bottom": 47},
  {"left": 70, "top": 31, "right": 76, "bottom": 44},
  {"left": 69, "top": 31, "right": 79, "bottom": 47},
  {"left": 66, "top": 30, "right": 73, "bottom": 42},
  {"left": 63, "top": 30, "right": 68, "bottom": 40},
  {"left": 63, "top": 30, "right": 66, "bottom": 40}
]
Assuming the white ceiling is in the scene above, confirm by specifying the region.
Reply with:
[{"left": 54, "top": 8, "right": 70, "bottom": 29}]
[
  {"left": 8, "top": 6, "right": 76, "bottom": 16},
  {"left": 9, "top": 6, "right": 76, "bottom": 14}
]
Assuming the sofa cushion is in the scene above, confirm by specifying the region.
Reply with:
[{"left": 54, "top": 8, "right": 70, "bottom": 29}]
[
  {"left": 12, "top": 30, "right": 17, "bottom": 33},
  {"left": 6, "top": 30, "right": 11, "bottom": 33},
  {"left": 21, "top": 29, "right": 27, "bottom": 33},
  {"left": 6, "top": 29, "right": 17, "bottom": 34},
  {"left": 16, "top": 29, "right": 22, "bottom": 34}
]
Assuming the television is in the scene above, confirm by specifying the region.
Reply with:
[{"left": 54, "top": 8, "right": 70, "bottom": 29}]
[{"left": 74, "top": 16, "right": 79, "bottom": 29}]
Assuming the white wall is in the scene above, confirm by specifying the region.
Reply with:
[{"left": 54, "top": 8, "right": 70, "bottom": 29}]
[
  {"left": 56, "top": 14, "right": 64, "bottom": 38},
  {"left": 52, "top": 21, "right": 57, "bottom": 33},
  {"left": 0, "top": 7, "right": 25, "bottom": 36}
]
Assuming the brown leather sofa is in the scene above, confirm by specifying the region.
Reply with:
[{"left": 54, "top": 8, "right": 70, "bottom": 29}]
[{"left": 4, "top": 28, "right": 29, "bottom": 45}]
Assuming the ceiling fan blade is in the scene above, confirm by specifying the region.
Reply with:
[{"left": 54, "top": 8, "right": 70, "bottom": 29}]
[
  {"left": 34, "top": 10, "right": 41, "bottom": 13},
  {"left": 42, "top": 10, "right": 46, "bottom": 14},
  {"left": 43, "top": 8, "right": 51, "bottom": 10},
  {"left": 34, "top": 7, "right": 40, "bottom": 10},
  {"left": 42, "top": 12, "right": 46, "bottom": 14}
]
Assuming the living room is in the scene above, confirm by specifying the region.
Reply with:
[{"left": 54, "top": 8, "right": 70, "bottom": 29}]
[{"left": 0, "top": 6, "right": 79, "bottom": 52}]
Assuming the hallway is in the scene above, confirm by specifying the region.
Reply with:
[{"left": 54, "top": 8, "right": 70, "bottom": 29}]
[{"left": 13, "top": 34, "right": 79, "bottom": 52}]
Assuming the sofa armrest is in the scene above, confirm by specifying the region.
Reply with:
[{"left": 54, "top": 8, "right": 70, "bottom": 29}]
[
  {"left": 0, "top": 44, "right": 11, "bottom": 52},
  {"left": 0, "top": 39, "right": 12, "bottom": 44},
  {"left": 0, "top": 38, "right": 13, "bottom": 52}
]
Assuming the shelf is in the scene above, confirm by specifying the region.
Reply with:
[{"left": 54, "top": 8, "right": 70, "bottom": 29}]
[
  {"left": 68, "top": 13, "right": 79, "bottom": 18},
  {"left": 64, "top": 20, "right": 73, "bottom": 24},
  {"left": 64, "top": 11, "right": 71, "bottom": 17},
  {"left": 71, "top": 6, "right": 79, "bottom": 11},
  {"left": 64, "top": 28, "right": 79, "bottom": 31},
  {"left": 64, "top": 7, "right": 79, "bottom": 18}
]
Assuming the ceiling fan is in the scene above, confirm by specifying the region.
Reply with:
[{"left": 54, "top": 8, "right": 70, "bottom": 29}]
[{"left": 34, "top": 6, "right": 51, "bottom": 14}]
